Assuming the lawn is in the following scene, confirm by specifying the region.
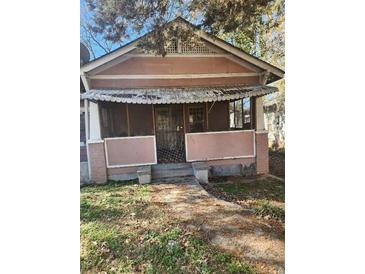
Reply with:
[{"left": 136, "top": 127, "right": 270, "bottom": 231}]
[
  {"left": 80, "top": 180, "right": 256, "bottom": 274},
  {"left": 201, "top": 176, "right": 285, "bottom": 223}
]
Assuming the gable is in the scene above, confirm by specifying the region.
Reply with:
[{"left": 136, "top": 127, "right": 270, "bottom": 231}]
[
  {"left": 81, "top": 16, "right": 284, "bottom": 88},
  {"left": 87, "top": 38, "right": 263, "bottom": 88}
]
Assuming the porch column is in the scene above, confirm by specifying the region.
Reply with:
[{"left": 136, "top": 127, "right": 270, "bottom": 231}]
[
  {"left": 255, "top": 97, "right": 265, "bottom": 131},
  {"left": 255, "top": 96, "right": 269, "bottom": 174},
  {"left": 87, "top": 101, "right": 107, "bottom": 183},
  {"left": 89, "top": 101, "right": 101, "bottom": 140}
]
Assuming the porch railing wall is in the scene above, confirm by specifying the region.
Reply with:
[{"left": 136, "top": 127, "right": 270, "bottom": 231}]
[
  {"left": 185, "top": 130, "right": 255, "bottom": 162},
  {"left": 104, "top": 136, "right": 157, "bottom": 168}
]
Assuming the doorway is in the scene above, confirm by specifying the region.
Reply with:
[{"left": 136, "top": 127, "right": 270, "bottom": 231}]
[{"left": 154, "top": 104, "right": 186, "bottom": 163}]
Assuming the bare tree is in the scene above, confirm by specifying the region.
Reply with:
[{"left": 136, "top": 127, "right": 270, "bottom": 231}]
[{"left": 80, "top": 1, "right": 120, "bottom": 60}]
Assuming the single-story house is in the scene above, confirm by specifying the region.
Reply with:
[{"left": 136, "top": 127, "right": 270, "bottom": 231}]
[{"left": 80, "top": 17, "right": 284, "bottom": 184}]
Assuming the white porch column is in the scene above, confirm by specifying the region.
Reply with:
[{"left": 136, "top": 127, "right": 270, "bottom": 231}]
[
  {"left": 255, "top": 97, "right": 265, "bottom": 131},
  {"left": 84, "top": 99, "right": 89, "bottom": 140},
  {"left": 89, "top": 101, "right": 101, "bottom": 140}
]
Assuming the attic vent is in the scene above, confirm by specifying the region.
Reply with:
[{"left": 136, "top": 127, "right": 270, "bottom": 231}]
[
  {"left": 166, "top": 40, "right": 178, "bottom": 54},
  {"left": 136, "top": 40, "right": 217, "bottom": 55},
  {"left": 180, "top": 42, "right": 215, "bottom": 54},
  {"left": 165, "top": 40, "right": 216, "bottom": 54}
]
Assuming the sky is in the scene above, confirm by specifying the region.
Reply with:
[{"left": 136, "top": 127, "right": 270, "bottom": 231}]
[{"left": 80, "top": 0, "right": 203, "bottom": 60}]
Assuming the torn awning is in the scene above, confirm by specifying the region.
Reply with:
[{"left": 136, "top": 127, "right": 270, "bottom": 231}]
[{"left": 81, "top": 85, "right": 278, "bottom": 104}]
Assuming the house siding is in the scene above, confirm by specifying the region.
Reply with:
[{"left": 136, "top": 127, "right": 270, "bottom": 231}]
[
  {"left": 90, "top": 56, "right": 261, "bottom": 89},
  {"left": 96, "top": 57, "right": 256, "bottom": 75}
]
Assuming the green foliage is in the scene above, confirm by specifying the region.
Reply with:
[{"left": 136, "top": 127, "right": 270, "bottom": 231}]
[
  {"left": 227, "top": 260, "right": 256, "bottom": 274},
  {"left": 254, "top": 199, "right": 285, "bottom": 222},
  {"left": 214, "top": 252, "right": 232, "bottom": 264},
  {"left": 220, "top": 184, "right": 243, "bottom": 194},
  {"left": 83, "top": 0, "right": 278, "bottom": 56},
  {"left": 220, "top": 30, "right": 256, "bottom": 55}
]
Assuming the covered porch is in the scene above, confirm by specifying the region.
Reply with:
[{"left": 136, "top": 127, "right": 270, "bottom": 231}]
[{"left": 82, "top": 85, "right": 275, "bottom": 184}]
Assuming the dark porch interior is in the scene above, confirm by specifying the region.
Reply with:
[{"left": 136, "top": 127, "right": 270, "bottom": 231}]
[{"left": 99, "top": 98, "right": 256, "bottom": 163}]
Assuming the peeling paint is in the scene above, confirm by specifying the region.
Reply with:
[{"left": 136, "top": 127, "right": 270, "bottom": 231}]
[{"left": 81, "top": 85, "right": 278, "bottom": 104}]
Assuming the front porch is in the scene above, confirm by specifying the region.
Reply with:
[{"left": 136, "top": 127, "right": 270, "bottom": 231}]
[{"left": 83, "top": 86, "right": 272, "bottom": 184}]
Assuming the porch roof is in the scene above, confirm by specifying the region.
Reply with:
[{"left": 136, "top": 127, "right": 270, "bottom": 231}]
[{"left": 81, "top": 85, "right": 277, "bottom": 104}]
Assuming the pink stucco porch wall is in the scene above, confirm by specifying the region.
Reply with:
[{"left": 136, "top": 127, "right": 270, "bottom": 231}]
[
  {"left": 87, "top": 132, "right": 269, "bottom": 182},
  {"left": 185, "top": 130, "right": 255, "bottom": 162},
  {"left": 186, "top": 130, "right": 269, "bottom": 175},
  {"left": 104, "top": 136, "right": 156, "bottom": 167}
]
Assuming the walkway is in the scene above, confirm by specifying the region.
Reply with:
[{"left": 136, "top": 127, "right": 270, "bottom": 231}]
[{"left": 150, "top": 179, "right": 284, "bottom": 274}]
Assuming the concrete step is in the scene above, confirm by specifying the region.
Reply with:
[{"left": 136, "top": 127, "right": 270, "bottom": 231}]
[
  {"left": 152, "top": 163, "right": 192, "bottom": 170},
  {"left": 151, "top": 175, "right": 198, "bottom": 185},
  {"left": 152, "top": 163, "right": 193, "bottom": 179}
]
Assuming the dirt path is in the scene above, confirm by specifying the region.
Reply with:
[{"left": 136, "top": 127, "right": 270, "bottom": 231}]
[{"left": 150, "top": 181, "right": 284, "bottom": 274}]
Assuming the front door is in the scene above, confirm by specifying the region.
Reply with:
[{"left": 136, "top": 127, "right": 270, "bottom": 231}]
[{"left": 154, "top": 105, "right": 185, "bottom": 163}]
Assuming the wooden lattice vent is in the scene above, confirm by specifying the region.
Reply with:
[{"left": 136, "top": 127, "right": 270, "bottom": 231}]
[
  {"left": 138, "top": 39, "right": 217, "bottom": 55},
  {"left": 165, "top": 40, "right": 179, "bottom": 54},
  {"left": 167, "top": 40, "right": 216, "bottom": 54}
]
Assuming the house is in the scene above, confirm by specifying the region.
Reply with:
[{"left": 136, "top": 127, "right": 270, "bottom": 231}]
[
  {"left": 80, "top": 17, "right": 284, "bottom": 184},
  {"left": 80, "top": 43, "right": 90, "bottom": 183}
]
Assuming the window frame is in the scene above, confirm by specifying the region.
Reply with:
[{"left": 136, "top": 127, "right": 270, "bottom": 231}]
[{"left": 230, "top": 97, "right": 254, "bottom": 130}]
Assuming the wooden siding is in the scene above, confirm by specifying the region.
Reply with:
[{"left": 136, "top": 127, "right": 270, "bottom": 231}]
[{"left": 96, "top": 57, "right": 256, "bottom": 75}]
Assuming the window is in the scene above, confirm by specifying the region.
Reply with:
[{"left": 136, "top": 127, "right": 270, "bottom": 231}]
[
  {"left": 101, "top": 108, "right": 108, "bottom": 128},
  {"left": 207, "top": 101, "right": 230, "bottom": 131},
  {"left": 128, "top": 104, "right": 154, "bottom": 136},
  {"left": 234, "top": 99, "right": 243, "bottom": 128},
  {"left": 230, "top": 98, "right": 252, "bottom": 130},
  {"left": 99, "top": 103, "right": 128, "bottom": 138},
  {"left": 242, "top": 98, "right": 251, "bottom": 129},
  {"left": 188, "top": 105, "right": 205, "bottom": 132},
  {"left": 99, "top": 103, "right": 154, "bottom": 138}
]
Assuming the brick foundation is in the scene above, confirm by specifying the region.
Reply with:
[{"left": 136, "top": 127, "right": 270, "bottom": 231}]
[
  {"left": 88, "top": 141, "right": 107, "bottom": 184},
  {"left": 256, "top": 132, "right": 269, "bottom": 174}
]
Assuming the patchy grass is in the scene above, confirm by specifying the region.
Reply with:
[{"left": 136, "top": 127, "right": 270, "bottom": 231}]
[
  {"left": 212, "top": 176, "right": 284, "bottom": 202},
  {"left": 254, "top": 199, "right": 285, "bottom": 222},
  {"left": 202, "top": 176, "right": 285, "bottom": 223},
  {"left": 81, "top": 180, "right": 256, "bottom": 273}
]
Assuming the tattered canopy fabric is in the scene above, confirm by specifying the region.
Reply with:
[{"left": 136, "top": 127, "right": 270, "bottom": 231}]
[{"left": 81, "top": 85, "right": 277, "bottom": 104}]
